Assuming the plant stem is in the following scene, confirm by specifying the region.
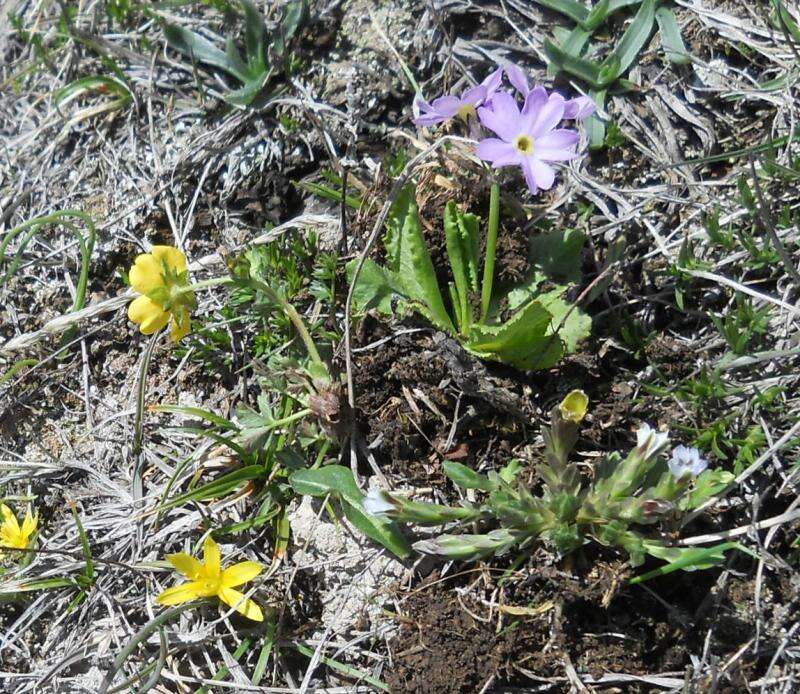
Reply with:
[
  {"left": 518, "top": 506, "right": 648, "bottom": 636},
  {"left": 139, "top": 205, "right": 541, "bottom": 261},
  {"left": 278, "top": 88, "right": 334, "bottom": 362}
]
[{"left": 480, "top": 183, "right": 500, "bottom": 322}]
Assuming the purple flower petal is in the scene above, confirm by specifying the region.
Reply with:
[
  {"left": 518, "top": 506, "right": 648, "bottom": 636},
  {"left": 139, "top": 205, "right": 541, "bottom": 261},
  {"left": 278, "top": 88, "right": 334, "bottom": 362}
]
[
  {"left": 476, "top": 138, "right": 522, "bottom": 167},
  {"left": 414, "top": 111, "right": 447, "bottom": 127},
  {"left": 530, "top": 93, "right": 566, "bottom": 137},
  {"left": 520, "top": 86, "right": 548, "bottom": 129},
  {"left": 563, "top": 95, "right": 595, "bottom": 120},
  {"left": 431, "top": 95, "right": 462, "bottom": 118},
  {"left": 505, "top": 63, "right": 530, "bottom": 97},
  {"left": 536, "top": 129, "right": 580, "bottom": 161},
  {"left": 528, "top": 158, "right": 556, "bottom": 190},
  {"left": 481, "top": 67, "right": 504, "bottom": 98},
  {"left": 477, "top": 91, "right": 521, "bottom": 141},
  {"left": 413, "top": 93, "right": 433, "bottom": 112},
  {"left": 461, "top": 84, "right": 488, "bottom": 107},
  {"left": 521, "top": 158, "right": 539, "bottom": 195}
]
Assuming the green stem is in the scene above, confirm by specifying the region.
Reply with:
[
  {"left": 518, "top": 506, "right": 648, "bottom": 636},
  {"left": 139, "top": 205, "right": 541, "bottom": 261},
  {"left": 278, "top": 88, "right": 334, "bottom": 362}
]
[{"left": 480, "top": 183, "right": 500, "bottom": 322}]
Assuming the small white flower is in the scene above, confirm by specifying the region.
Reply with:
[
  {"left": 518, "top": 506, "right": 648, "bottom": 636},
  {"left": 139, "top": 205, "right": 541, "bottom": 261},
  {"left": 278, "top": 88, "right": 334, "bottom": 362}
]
[
  {"left": 668, "top": 445, "right": 708, "bottom": 480},
  {"left": 362, "top": 488, "right": 396, "bottom": 516},
  {"left": 636, "top": 423, "right": 670, "bottom": 460}
]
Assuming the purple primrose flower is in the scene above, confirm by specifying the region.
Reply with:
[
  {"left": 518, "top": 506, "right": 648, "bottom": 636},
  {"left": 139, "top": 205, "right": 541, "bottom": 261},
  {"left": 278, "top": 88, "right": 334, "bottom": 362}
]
[
  {"left": 476, "top": 90, "right": 581, "bottom": 194},
  {"left": 504, "top": 64, "right": 595, "bottom": 120},
  {"left": 413, "top": 67, "right": 503, "bottom": 127}
]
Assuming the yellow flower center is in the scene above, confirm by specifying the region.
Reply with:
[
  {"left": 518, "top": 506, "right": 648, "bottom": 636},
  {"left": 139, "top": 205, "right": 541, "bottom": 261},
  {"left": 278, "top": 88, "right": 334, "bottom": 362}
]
[
  {"left": 198, "top": 577, "right": 221, "bottom": 596},
  {"left": 458, "top": 103, "right": 477, "bottom": 121},
  {"left": 515, "top": 134, "right": 535, "bottom": 155}
]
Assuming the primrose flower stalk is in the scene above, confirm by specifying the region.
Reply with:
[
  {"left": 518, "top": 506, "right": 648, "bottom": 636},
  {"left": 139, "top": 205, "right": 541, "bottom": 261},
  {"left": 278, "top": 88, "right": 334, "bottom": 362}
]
[{"left": 157, "top": 537, "right": 264, "bottom": 621}]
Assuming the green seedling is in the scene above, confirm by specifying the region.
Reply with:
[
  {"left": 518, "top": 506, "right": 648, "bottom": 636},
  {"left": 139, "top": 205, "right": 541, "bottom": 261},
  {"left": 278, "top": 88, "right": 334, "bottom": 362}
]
[
  {"left": 164, "top": 0, "right": 306, "bottom": 105},
  {"left": 348, "top": 184, "right": 591, "bottom": 371}
]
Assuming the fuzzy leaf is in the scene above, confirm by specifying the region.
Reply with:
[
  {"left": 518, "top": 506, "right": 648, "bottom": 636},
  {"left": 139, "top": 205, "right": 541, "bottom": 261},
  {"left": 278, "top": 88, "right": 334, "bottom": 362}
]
[
  {"left": 633, "top": 542, "right": 746, "bottom": 583},
  {"left": 679, "top": 469, "right": 735, "bottom": 510},
  {"left": 468, "top": 300, "right": 563, "bottom": 370},
  {"left": 538, "top": 289, "right": 592, "bottom": 354},
  {"left": 544, "top": 39, "right": 605, "bottom": 89},
  {"left": 529, "top": 228, "right": 586, "bottom": 283},
  {"left": 341, "top": 499, "right": 411, "bottom": 559}
]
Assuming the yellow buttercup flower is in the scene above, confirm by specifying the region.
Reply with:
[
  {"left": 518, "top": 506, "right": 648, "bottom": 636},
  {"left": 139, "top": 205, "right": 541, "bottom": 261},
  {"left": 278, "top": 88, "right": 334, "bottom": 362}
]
[
  {"left": 156, "top": 537, "right": 264, "bottom": 621},
  {"left": 127, "top": 245, "right": 194, "bottom": 341},
  {"left": 558, "top": 389, "right": 589, "bottom": 423},
  {"left": 0, "top": 503, "right": 38, "bottom": 554}
]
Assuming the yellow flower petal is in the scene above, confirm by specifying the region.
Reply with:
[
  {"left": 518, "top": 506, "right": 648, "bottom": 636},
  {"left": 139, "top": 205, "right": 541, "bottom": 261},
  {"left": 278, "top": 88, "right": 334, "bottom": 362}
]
[
  {"left": 221, "top": 561, "right": 264, "bottom": 588},
  {"left": 203, "top": 537, "right": 221, "bottom": 577},
  {"left": 218, "top": 587, "right": 263, "bottom": 622},
  {"left": 21, "top": 510, "right": 37, "bottom": 540},
  {"left": 156, "top": 580, "right": 204, "bottom": 606},
  {"left": 170, "top": 310, "right": 191, "bottom": 342},
  {"left": 167, "top": 552, "right": 202, "bottom": 579},
  {"left": 128, "top": 296, "right": 171, "bottom": 335},
  {"left": 0, "top": 504, "right": 20, "bottom": 536},
  {"left": 151, "top": 246, "right": 188, "bottom": 275},
  {"left": 129, "top": 253, "right": 164, "bottom": 295}
]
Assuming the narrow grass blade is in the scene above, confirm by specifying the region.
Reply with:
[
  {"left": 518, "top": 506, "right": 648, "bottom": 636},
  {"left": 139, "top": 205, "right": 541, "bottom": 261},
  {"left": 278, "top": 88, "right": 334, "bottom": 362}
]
[{"left": 656, "top": 7, "right": 690, "bottom": 65}]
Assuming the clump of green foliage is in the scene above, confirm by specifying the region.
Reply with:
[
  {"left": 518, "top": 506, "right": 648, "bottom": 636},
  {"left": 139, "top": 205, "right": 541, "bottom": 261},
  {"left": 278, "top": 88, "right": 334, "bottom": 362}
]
[
  {"left": 537, "top": 0, "right": 690, "bottom": 147},
  {"left": 164, "top": 0, "right": 306, "bottom": 105},
  {"left": 349, "top": 184, "right": 591, "bottom": 371},
  {"left": 367, "top": 392, "right": 738, "bottom": 578}
]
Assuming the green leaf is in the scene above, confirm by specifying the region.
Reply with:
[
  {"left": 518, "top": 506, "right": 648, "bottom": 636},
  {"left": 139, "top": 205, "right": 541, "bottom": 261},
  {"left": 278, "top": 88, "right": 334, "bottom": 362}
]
[
  {"left": 467, "top": 300, "right": 563, "bottom": 370},
  {"left": 584, "top": 0, "right": 611, "bottom": 31},
  {"left": 544, "top": 39, "right": 605, "bottom": 89},
  {"left": 586, "top": 90, "right": 607, "bottom": 150},
  {"left": 54, "top": 75, "right": 132, "bottom": 107},
  {"left": 272, "top": 0, "right": 306, "bottom": 61},
  {"left": 601, "top": 0, "right": 656, "bottom": 83},
  {"left": 443, "top": 201, "right": 480, "bottom": 332},
  {"left": 289, "top": 465, "right": 362, "bottom": 506},
  {"left": 531, "top": 0, "right": 588, "bottom": 25},
  {"left": 384, "top": 186, "right": 455, "bottom": 333},
  {"left": 160, "top": 465, "right": 265, "bottom": 511},
  {"left": 151, "top": 404, "right": 238, "bottom": 431},
  {"left": 632, "top": 541, "right": 750, "bottom": 583},
  {"left": 163, "top": 24, "right": 244, "bottom": 81},
  {"left": 443, "top": 461, "right": 493, "bottom": 491},
  {"left": 347, "top": 258, "right": 405, "bottom": 315},
  {"left": 413, "top": 529, "right": 517, "bottom": 561},
  {"left": 240, "top": 0, "right": 266, "bottom": 68},
  {"left": 529, "top": 228, "right": 586, "bottom": 283},
  {"left": 679, "top": 469, "right": 735, "bottom": 510},
  {"left": 655, "top": 7, "right": 690, "bottom": 65},
  {"left": 538, "top": 290, "right": 592, "bottom": 353},
  {"left": 341, "top": 499, "right": 411, "bottom": 559}
]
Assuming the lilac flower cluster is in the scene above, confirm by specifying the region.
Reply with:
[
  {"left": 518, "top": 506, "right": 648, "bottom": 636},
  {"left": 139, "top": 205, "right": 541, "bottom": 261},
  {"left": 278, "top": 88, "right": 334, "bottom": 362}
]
[{"left": 413, "top": 64, "right": 595, "bottom": 195}]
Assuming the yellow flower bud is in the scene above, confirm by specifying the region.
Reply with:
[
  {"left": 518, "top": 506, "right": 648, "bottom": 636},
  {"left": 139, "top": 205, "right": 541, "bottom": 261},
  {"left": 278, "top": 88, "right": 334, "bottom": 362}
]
[{"left": 558, "top": 389, "right": 588, "bottom": 423}]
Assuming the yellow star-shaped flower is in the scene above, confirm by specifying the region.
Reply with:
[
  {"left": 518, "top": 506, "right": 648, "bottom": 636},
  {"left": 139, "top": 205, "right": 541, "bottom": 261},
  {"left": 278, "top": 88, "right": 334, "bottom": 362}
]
[
  {"left": 0, "top": 503, "right": 38, "bottom": 555},
  {"left": 156, "top": 537, "right": 264, "bottom": 621},
  {"left": 127, "top": 245, "right": 194, "bottom": 341}
]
